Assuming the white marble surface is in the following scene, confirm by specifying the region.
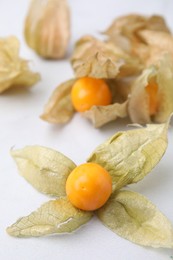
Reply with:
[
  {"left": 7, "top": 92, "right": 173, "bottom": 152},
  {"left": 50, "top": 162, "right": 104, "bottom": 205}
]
[{"left": 0, "top": 0, "right": 173, "bottom": 259}]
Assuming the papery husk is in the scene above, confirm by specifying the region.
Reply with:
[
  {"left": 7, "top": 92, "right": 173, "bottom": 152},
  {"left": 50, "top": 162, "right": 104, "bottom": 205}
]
[
  {"left": 0, "top": 37, "right": 40, "bottom": 93},
  {"left": 139, "top": 30, "right": 173, "bottom": 54},
  {"left": 7, "top": 198, "right": 92, "bottom": 237},
  {"left": 97, "top": 190, "right": 173, "bottom": 248},
  {"left": 137, "top": 30, "right": 173, "bottom": 65},
  {"left": 24, "top": 0, "right": 70, "bottom": 59},
  {"left": 83, "top": 101, "right": 128, "bottom": 128},
  {"left": 41, "top": 79, "right": 75, "bottom": 124},
  {"left": 41, "top": 77, "right": 133, "bottom": 126},
  {"left": 104, "top": 14, "right": 170, "bottom": 52},
  {"left": 155, "top": 56, "right": 173, "bottom": 122},
  {"left": 128, "top": 55, "right": 173, "bottom": 124},
  {"left": 83, "top": 78, "right": 132, "bottom": 127},
  {"left": 71, "top": 35, "right": 143, "bottom": 79},
  {"left": 128, "top": 66, "right": 156, "bottom": 124},
  {"left": 107, "top": 78, "right": 133, "bottom": 103},
  {"left": 88, "top": 122, "right": 168, "bottom": 191},
  {"left": 11, "top": 146, "right": 76, "bottom": 197}
]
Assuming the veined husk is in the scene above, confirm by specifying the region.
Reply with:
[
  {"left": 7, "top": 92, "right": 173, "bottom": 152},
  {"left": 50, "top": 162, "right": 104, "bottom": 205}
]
[
  {"left": 0, "top": 36, "right": 40, "bottom": 94},
  {"left": 97, "top": 190, "right": 173, "bottom": 248},
  {"left": 7, "top": 198, "right": 93, "bottom": 237},
  {"left": 88, "top": 122, "right": 168, "bottom": 191},
  {"left": 103, "top": 14, "right": 171, "bottom": 66},
  {"left": 139, "top": 30, "right": 173, "bottom": 54},
  {"left": 11, "top": 145, "right": 76, "bottom": 197},
  {"left": 83, "top": 79, "right": 132, "bottom": 127},
  {"left": 128, "top": 55, "right": 173, "bottom": 124},
  {"left": 41, "top": 78, "right": 132, "bottom": 127},
  {"left": 104, "top": 14, "right": 170, "bottom": 43},
  {"left": 24, "top": 0, "right": 70, "bottom": 59},
  {"left": 138, "top": 30, "right": 173, "bottom": 66},
  {"left": 7, "top": 145, "right": 93, "bottom": 237},
  {"left": 83, "top": 102, "right": 128, "bottom": 128},
  {"left": 71, "top": 35, "right": 143, "bottom": 79},
  {"left": 104, "top": 14, "right": 170, "bottom": 51},
  {"left": 41, "top": 79, "right": 75, "bottom": 124},
  {"left": 7, "top": 122, "right": 173, "bottom": 248}
]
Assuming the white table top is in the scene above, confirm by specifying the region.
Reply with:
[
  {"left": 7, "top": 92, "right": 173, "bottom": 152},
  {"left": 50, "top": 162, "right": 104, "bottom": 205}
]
[{"left": 0, "top": 0, "right": 173, "bottom": 259}]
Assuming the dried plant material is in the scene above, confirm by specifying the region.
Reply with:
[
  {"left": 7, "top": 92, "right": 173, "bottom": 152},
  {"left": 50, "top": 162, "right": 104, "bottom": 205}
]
[
  {"left": 104, "top": 14, "right": 171, "bottom": 67},
  {"left": 24, "top": 0, "right": 70, "bottom": 59},
  {"left": 11, "top": 146, "right": 76, "bottom": 197},
  {"left": 128, "top": 55, "right": 173, "bottom": 124},
  {"left": 139, "top": 30, "right": 173, "bottom": 54},
  {"left": 88, "top": 122, "right": 168, "bottom": 191},
  {"left": 41, "top": 78, "right": 131, "bottom": 126},
  {"left": 7, "top": 122, "right": 172, "bottom": 245},
  {"left": 71, "top": 35, "right": 143, "bottom": 79},
  {"left": 0, "top": 36, "right": 40, "bottom": 94},
  {"left": 137, "top": 30, "right": 173, "bottom": 65},
  {"left": 83, "top": 101, "right": 128, "bottom": 128},
  {"left": 40, "top": 14, "right": 173, "bottom": 127},
  {"left": 107, "top": 78, "right": 133, "bottom": 104},
  {"left": 104, "top": 14, "right": 170, "bottom": 52},
  {"left": 41, "top": 79, "right": 75, "bottom": 124},
  {"left": 97, "top": 190, "right": 173, "bottom": 248},
  {"left": 7, "top": 198, "right": 92, "bottom": 237},
  {"left": 104, "top": 14, "right": 146, "bottom": 52}
]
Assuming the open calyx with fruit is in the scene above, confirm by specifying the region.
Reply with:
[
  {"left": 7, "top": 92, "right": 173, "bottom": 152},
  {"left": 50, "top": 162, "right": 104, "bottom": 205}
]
[
  {"left": 41, "top": 14, "right": 173, "bottom": 127},
  {"left": 7, "top": 120, "right": 173, "bottom": 249}
]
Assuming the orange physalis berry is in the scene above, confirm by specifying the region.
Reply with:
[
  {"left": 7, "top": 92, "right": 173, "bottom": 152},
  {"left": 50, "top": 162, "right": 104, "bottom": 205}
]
[
  {"left": 145, "top": 79, "right": 159, "bottom": 116},
  {"left": 66, "top": 163, "right": 112, "bottom": 211},
  {"left": 71, "top": 77, "right": 112, "bottom": 112}
]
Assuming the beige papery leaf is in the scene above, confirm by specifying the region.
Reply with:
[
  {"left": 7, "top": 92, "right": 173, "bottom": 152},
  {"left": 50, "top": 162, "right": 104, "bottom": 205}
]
[
  {"left": 104, "top": 14, "right": 170, "bottom": 52},
  {"left": 88, "top": 122, "right": 168, "bottom": 191},
  {"left": 41, "top": 79, "right": 75, "bottom": 124},
  {"left": 24, "top": 0, "right": 70, "bottom": 59},
  {"left": 97, "top": 190, "right": 173, "bottom": 248},
  {"left": 0, "top": 37, "right": 40, "bottom": 93},
  {"left": 41, "top": 78, "right": 132, "bottom": 127},
  {"left": 71, "top": 35, "right": 143, "bottom": 79},
  {"left": 83, "top": 102, "right": 128, "bottom": 128},
  {"left": 7, "top": 198, "right": 92, "bottom": 237},
  {"left": 128, "top": 55, "right": 173, "bottom": 124},
  {"left": 7, "top": 122, "right": 172, "bottom": 247},
  {"left": 11, "top": 146, "right": 76, "bottom": 197},
  {"left": 137, "top": 30, "right": 173, "bottom": 66},
  {"left": 139, "top": 30, "right": 173, "bottom": 54}
]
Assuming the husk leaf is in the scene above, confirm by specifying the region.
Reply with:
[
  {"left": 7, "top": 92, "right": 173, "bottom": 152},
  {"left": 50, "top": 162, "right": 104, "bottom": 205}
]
[
  {"left": 11, "top": 146, "right": 76, "bottom": 197},
  {"left": 128, "top": 55, "right": 173, "bottom": 124},
  {"left": 0, "top": 36, "right": 40, "bottom": 93},
  {"left": 71, "top": 35, "right": 142, "bottom": 79},
  {"left": 104, "top": 14, "right": 170, "bottom": 52},
  {"left": 97, "top": 190, "right": 173, "bottom": 248},
  {"left": 7, "top": 198, "right": 92, "bottom": 237},
  {"left": 88, "top": 122, "right": 168, "bottom": 191},
  {"left": 24, "top": 0, "right": 70, "bottom": 59},
  {"left": 83, "top": 101, "right": 128, "bottom": 128},
  {"left": 138, "top": 30, "right": 173, "bottom": 55},
  {"left": 41, "top": 79, "right": 75, "bottom": 124}
]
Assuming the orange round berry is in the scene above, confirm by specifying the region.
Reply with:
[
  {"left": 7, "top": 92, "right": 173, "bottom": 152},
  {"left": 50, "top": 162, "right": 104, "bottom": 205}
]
[
  {"left": 66, "top": 162, "right": 112, "bottom": 211},
  {"left": 71, "top": 77, "right": 112, "bottom": 112},
  {"left": 145, "top": 80, "right": 159, "bottom": 116}
]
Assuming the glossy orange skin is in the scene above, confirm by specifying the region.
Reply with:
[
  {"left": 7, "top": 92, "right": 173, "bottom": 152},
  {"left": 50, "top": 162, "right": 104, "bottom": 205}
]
[
  {"left": 66, "top": 163, "right": 112, "bottom": 211},
  {"left": 146, "top": 80, "right": 159, "bottom": 116},
  {"left": 71, "top": 77, "right": 112, "bottom": 112}
]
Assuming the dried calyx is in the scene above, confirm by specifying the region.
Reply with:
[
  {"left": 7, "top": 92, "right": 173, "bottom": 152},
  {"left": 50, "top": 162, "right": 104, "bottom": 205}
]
[
  {"left": 41, "top": 14, "right": 173, "bottom": 127},
  {"left": 0, "top": 36, "right": 40, "bottom": 94},
  {"left": 6, "top": 121, "right": 173, "bottom": 249},
  {"left": 24, "top": 0, "right": 70, "bottom": 59}
]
